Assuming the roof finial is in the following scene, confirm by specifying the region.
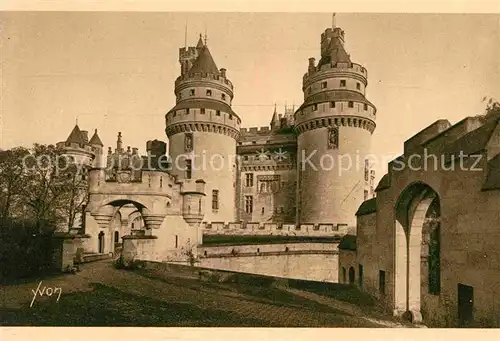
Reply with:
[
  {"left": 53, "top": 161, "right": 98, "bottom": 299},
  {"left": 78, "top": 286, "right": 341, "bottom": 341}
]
[
  {"left": 274, "top": 103, "right": 277, "bottom": 114},
  {"left": 332, "top": 13, "right": 336, "bottom": 28},
  {"left": 204, "top": 25, "right": 207, "bottom": 45},
  {"left": 184, "top": 22, "right": 188, "bottom": 49},
  {"left": 75, "top": 117, "right": 78, "bottom": 126}
]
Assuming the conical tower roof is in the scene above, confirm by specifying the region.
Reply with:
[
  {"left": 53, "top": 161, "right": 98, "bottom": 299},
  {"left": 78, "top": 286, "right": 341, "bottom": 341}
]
[
  {"left": 65, "top": 124, "right": 86, "bottom": 145},
  {"left": 188, "top": 45, "right": 220, "bottom": 75},
  {"left": 89, "top": 129, "right": 104, "bottom": 146}
]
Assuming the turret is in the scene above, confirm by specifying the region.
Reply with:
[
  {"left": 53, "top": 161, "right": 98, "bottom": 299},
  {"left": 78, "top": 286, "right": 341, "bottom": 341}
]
[
  {"left": 165, "top": 36, "right": 240, "bottom": 223},
  {"left": 181, "top": 179, "right": 206, "bottom": 226},
  {"left": 294, "top": 16, "right": 377, "bottom": 227},
  {"left": 89, "top": 129, "right": 104, "bottom": 168}
]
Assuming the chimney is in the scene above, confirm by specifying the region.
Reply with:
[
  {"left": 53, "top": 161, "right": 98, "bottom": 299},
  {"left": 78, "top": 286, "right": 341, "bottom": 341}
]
[
  {"left": 81, "top": 130, "right": 89, "bottom": 143},
  {"left": 220, "top": 68, "right": 226, "bottom": 78},
  {"left": 132, "top": 147, "right": 138, "bottom": 155},
  {"left": 308, "top": 58, "right": 316, "bottom": 74}
]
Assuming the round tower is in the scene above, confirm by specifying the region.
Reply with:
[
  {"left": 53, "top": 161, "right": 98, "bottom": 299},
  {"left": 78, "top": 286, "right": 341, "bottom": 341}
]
[
  {"left": 165, "top": 35, "right": 240, "bottom": 223},
  {"left": 295, "top": 21, "right": 376, "bottom": 227}
]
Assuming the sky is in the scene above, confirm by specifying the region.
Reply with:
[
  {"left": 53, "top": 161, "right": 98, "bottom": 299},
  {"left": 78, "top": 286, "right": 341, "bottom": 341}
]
[{"left": 1, "top": 12, "right": 499, "bottom": 184}]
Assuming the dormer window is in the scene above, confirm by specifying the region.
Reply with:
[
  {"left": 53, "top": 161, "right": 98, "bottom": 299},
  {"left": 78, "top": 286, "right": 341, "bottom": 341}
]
[
  {"left": 186, "top": 108, "right": 191, "bottom": 115},
  {"left": 229, "top": 114, "right": 233, "bottom": 120},
  {"left": 330, "top": 101, "right": 336, "bottom": 108},
  {"left": 348, "top": 101, "right": 354, "bottom": 108},
  {"left": 340, "top": 80, "right": 346, "bottom": 87},
  {"left": 321, "top": 81, "right": 327, "bottom": 89},
  {"left": 356, "top": 82, "right": 361, "bottom": 90},
  {"left": 364, "top": 103, "right": 368, "bottom": 111},
  {"left": 190, "top": 89, "right": 195, "bottom": 96},
  {"left": 216, "top": 110, "right": 221, "bottom": 116},
  {"left": 206, "top": 89, "right": 212, "bottom": 96},
  {"left": 313, "top": 104, "right": 318, "bottom": 111},
  {"left": 222, "top": 93, "right": 226, "bottom": 101},
  {"left": 200, "top": 108, "right": 205, "bottom": 114}
]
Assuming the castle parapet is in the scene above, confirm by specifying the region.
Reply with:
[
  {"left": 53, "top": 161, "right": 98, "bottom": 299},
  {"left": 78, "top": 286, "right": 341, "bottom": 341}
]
[
  {"left": 303, "top": 62, "right": 368, "bottom": 87},
  {"left": 181, "top": 179, "right": 206, "bottom": 226},
  {"left": 175, "top": 73, "right": 234, "bottom": 90},
  {"left": 201, "top": 222, "right": 352, "bottom": 236}
]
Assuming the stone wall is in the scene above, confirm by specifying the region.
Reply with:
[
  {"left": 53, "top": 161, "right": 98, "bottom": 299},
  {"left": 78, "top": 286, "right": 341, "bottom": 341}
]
[
  {"left": 201, "top": 221, "right": 352, "bottom": 236},
  {"left": 352, "top": 117, "right": 500, "bottom": 327},
  {"left": 199, "top": 246, "right": 338, "bottom": 283}
]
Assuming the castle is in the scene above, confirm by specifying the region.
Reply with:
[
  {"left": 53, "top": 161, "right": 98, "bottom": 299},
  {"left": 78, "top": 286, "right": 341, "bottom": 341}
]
[{"left": 55, "top": 20, "right": 376, "bottom": 263}]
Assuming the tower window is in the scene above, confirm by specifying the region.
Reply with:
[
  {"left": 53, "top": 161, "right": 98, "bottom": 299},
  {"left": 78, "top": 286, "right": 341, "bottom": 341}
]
[
  {"left": 330, "top": 101, "right": 336, "bottom": 108},
  {"left": 206, "top": 89, "right": 212, "bottom": 96},
  {"left": 313, "top": 104, "right": 318, "bottom": 111},
  {"left": 173, "top": 111, "right": 177, "bottom": 117},
  {"left": 212, "top": 190, "right": 219, "bottom": 210},
  {"left": 229, "top": 114, "right": 233, "bottom": 120},
  {"left": 308, "top": 87, "right": 312, "bottom": 94},
  {"left": 340, "top": 80, "right": 346, "bottom": 87},
  {"left": 356, "top": 82, "right": 361, "bottom": 90},
  {"left": 364, "top": 103, "right": 368, "bottom": 111},
  {"left": 348, "top": 101, "right": 354, "bottom": 108},
  {"left": 261, "top": 207, "right": 265, "bottom": 215},
  {"left": 245, "top": 196, "right": 253, "bottom": 214},
  {"left": 190, "top": 89, "right": 195, "bottom": 96},
  {"left": 185, "top": 159, "right": 192, "bottom": 179},
  {"left": 321, "top": 81, "right": 327, "bottom": 89},
  {"left": 216, "top": 110, "right": 221, "bottom": 116},
  {"left": 221, "top": 93, "right": 226, "bottom": 100},
  {"left": 245, "top": 173, "right": 254, "bottom": 187},
  {"left": 186, "top": 108, "right": 190, "bottom": 115},
  {"left": 200, "top": 108, "right": 205, "bottom": 114}
]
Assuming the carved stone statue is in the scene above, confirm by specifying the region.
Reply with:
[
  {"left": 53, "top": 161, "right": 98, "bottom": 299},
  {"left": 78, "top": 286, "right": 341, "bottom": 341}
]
[
  {"left": 185, "top": 133, "right": 193, "bottom": 152},
  {"left": 327, "top": 126, "right": 339, "bottom": 149}
]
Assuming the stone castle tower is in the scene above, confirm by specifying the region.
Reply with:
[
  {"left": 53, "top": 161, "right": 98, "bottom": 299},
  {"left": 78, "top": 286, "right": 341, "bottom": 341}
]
[
  {"left": 294, "top": 19, "right": 377, "bottom": 227},
  {"left": 165, "top": 35, "right": 241, "bottom": 223}
]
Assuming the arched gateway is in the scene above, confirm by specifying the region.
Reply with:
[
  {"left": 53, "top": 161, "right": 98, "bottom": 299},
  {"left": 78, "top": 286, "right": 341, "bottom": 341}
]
[
  {"left": 80, "top": 134, "right": 207, "bottom": 265},
  {"left": 394, "top": 182, "right": 441, "bottom": 323}
]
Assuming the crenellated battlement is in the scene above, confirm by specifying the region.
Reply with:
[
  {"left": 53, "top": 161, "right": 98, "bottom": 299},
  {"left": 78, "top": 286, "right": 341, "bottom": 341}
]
[
  {"left": 303, "top": 62, "right": 367, "bottom": 87},
  {"left": 239, "top": 126, "right": 275, "bottom": 135},
  {"left": 175, "top": 73, "right": 234, "bottom": 90},
  {"left": 201, "top": 221, "right": 353, "bottom": 237}
]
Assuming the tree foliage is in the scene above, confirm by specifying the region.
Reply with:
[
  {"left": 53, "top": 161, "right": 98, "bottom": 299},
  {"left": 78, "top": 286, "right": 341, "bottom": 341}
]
[{"left": 0, "top": 143, "right": 89, "bottom": 234}]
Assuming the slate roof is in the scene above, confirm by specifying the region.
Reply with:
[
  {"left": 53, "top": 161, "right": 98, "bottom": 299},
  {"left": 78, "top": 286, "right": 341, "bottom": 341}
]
[
  {"left": 442, "top": 116, "right": 500, "bottom": 158},
  {"left": 65, "top": 124, "right": 86, "bottom": 145},
  {"left": 355, "top": 197, "right": 377, "bottom": 216},
  {"left": 317, "top": 36, "right": 351, "bottom": 69},
  {"left": 338, "top": 234, "right": 357, "bottom": 251},
  {"left": 89, "top": 129, "right": 104, "bottom": 146},
  {"left": 188, "top": 45, "right": 220, "bottom": 75}
]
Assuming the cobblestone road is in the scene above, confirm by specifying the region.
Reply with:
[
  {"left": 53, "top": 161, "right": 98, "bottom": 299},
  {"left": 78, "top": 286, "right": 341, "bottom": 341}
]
[{"left": 0, "top": 260, "right": 408, "bottom": 327}]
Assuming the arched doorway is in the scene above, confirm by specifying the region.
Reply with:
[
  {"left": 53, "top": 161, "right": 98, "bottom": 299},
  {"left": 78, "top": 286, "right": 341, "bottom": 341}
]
[
  {"left": 348, "top": 266, "right": 355, "bottom": 284},
  {"left": 394, "top": 182, "right": 441, "bottom": 323},
  {"left": 98, "top": 231, "right": 105, "bottom": 253}
]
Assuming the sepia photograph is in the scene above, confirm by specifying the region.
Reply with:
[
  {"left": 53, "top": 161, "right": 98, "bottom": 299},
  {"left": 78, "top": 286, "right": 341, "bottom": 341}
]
[{"left": 1, "top": 4, "right": 500, "bottom": 338}]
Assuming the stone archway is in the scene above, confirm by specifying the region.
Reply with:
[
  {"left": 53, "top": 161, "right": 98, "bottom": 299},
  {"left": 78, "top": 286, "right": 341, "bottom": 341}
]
[{"left": 394, "top": 182, "right": 441, "bottom": 323}]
